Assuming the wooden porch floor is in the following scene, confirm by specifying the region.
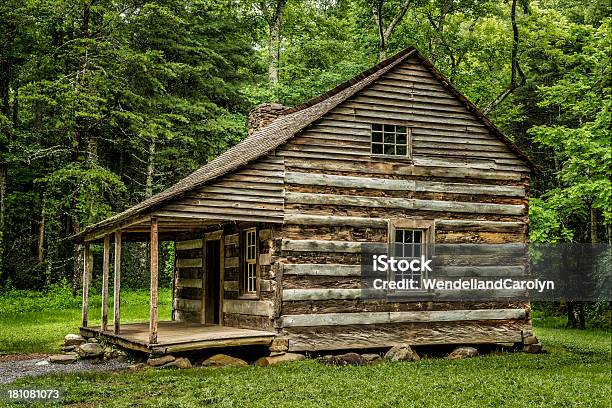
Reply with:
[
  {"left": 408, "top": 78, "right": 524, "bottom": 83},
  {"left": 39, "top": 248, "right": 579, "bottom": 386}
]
[{"left": 80, "top": 321, "right": 276, "bottom": 354}]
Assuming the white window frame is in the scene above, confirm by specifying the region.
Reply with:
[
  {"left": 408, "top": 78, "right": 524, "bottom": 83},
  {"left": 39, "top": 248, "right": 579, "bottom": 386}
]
[
  {"left": 388, "top": 219, "right": 435, "bottom": 294},
  {"left": 242, "top": 228, "right": 258, "bottom": 296}
]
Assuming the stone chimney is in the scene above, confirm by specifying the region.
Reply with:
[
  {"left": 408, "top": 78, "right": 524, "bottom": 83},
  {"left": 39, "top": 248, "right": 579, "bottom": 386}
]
[{"left": 248, "top": 103, "right": 289, "bottom": 135}]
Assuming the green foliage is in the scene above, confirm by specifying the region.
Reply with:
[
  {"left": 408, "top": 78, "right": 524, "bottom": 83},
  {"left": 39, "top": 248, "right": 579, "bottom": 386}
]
[{"left": 0, "top": 0, "right": 609, "bottom": 290}]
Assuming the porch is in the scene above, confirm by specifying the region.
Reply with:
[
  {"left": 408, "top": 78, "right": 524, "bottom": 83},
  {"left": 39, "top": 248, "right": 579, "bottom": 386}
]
[{"left": 80, "top": 321, "right": 276, "bottom": 354}]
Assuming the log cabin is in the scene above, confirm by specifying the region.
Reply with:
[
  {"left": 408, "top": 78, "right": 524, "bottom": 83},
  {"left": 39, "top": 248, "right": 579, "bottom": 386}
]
[{"left": 76, "top": 46, "right": 537, "bottom": 355}]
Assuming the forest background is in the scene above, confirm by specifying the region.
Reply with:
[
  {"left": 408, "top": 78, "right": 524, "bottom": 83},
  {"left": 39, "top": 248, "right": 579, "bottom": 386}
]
[{"left": 0, "top": 0, "right": 609, "bottom": 327}]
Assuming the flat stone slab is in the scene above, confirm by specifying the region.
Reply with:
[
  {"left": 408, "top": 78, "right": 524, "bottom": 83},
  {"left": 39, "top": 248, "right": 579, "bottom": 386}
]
[
  {"left": 200, "top": 354, "right": 248, "bottom": 367},
  {"left": 147, "top": 355, "right": 175, "bottom": 367},
  {"left": 254, "top": 353, "right": 305, "bottom": 367},
  {"left": 49, "top": 354, "right": 78, "bottom": 364}
]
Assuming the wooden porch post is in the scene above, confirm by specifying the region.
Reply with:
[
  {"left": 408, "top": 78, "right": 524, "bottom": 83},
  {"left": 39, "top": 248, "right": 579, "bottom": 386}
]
[
  {"left": 101, "top": 235, "right": 110, "bottom": 331},
  {"left": 81, "top": 242, "right": 92, "bottom": 327},
  {"left": 113, "top": 230, "right": 122, "bottom": 334},
  {"left": 149, "top": 218, "right": 159, "bottom": 344}
]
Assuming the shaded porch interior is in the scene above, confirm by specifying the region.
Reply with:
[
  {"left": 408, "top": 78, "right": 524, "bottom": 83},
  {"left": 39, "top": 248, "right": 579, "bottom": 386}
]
[{"left": 80, "top": 214, "right": 277, "bottom": 354}]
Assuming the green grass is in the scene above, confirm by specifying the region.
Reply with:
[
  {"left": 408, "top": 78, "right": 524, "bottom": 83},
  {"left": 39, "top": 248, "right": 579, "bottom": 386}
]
[
  {"left": 0, "top": 288, "right": 172, "bottom": 354},
  {"left": 0, "top": 291, "right": 610, "bottom": 407},
  {"left": 0, "top": 327, "right": 610, "bottom": 407}
]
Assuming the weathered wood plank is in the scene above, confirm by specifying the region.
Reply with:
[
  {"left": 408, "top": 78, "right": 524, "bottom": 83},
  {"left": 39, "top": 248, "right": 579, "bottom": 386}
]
[
  {"left": 81, "top": 243, "right": 91, "bottom": 327},
  {"left": 113, "top": 231, "right": 122, "bottom": 334},
  {"left": 281, "top": 308, "right": 527, "bottom": 327},
  {"left": 435, "top": 219, "right": 525, "bottom": 232},
  {"left": 282, "top": 239, "right": 387, "bottom": 253},
  {"left": 177, "top": 258, "right": 203, "bottom": 268},
  {"left": 223, "top": 299, "right": 275, "bottom": 317},
  {"left": 174, "top": 298, "right": 202, "bottom": 312},
  {"left": 225, "top": 257, "right": 239, "bottom": 269},
  {"left": 284, "top": 320, "right": 527, "bottom": 351},
  {"left": 285, "top": 192, "right": 526, "bottom": 215},
  {"left": 176, "top": 239, "right": 203, "bottom": 251},
  {"left": 175, "top": 278, "right": 203, "bottom": 288},
  {"left": 283, "top": 263, "right": 362, "bottom": 277},
  {"left": 435, "top": 266, "right": 526, "bottom": 277},
  {"left": 283, "top": 288, "right": 367, "bottom": 301},
  {"left": 149, "top": 218, "right": 159, "bottom": 344},
  {"left": 101, "top": 235, "right": 110, "bottom": 331},
  {"left": 285, "top": 172, "right": 525, "bottom": 197},
  {"left": 283, "top": 213, "right": 388, "bottom": 228}
]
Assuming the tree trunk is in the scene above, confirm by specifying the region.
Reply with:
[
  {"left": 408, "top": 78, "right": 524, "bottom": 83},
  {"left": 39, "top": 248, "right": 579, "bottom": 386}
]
[
  {"left": 483, "top": 0, "right": 525, "bottom": 114},
  {"left": 372, "top": 0, "right": 412, "bottom": 62},
  {"left": 268, "top": 0, "right": 286, "bottom": 84},
  {"left": 145, "top": 139, "right": 155, "bottom": 197},
  {"left": 590, "top": 205, "right": 597, "bottom": 244},
  {"left": 37, "top": 189, "right": 46, "bottom": 264}
]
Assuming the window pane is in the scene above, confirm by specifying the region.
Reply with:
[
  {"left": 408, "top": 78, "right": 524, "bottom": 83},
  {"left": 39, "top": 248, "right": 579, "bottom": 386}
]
[
  {"left": 395, "top": 230, "right": 403, "bottom": 243},
  {"left": 396, "top": 145, "right": 407, "bottom": 156},
  {"left": 413, "top": 244, "right": 422, "bottom": 257},
  {"left": 372, "top": 143, "right": 383, "bottom": 154},
  {"left": 405, "top": 231, "right": 413, "bottom": 244},
  {"left": 397, "top": 126, "right": 406, "bottom": 134},
  {"left": 372, "top": 123, "right": 382, "bottom": 132},
  {"left": 384, "top": 132, "right": 395, "bottom": 143},
  {"left": 413, "top": 230, "right": 422, "bottom": 243},
  {"left": 372, "top": 131, "right": 382, "bottom": 143},
  {"left": 385, "top": 145, "right": 395, "bottom": 155},
  {"left": 384, "top": 124, "right": 395, "bottom": 132},
  {"left": 394, "top": 243, "right": 403, "bottom": 257},
  {"left": 396, "top": 133, "right": 407, "bottom": 144}
]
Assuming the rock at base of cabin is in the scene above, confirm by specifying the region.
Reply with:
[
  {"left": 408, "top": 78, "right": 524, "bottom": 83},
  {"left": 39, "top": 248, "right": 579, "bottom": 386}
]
[
  {"left": 87, "top": 338, "right": 99, "bottom": 343},
  {"left": 254, "top": 353, "right": 305, "bottom": 367},
  {"left": 77, "top": 343, "right": 104, "bottom": 359},
  {"left": 384, "top": 345, "right": 420, "bottom": 362},
  {"left": 163, "top": 357, "right": 192, "bottom": 369},
  {"left": 269, "top": 338, "right": 289, "bottom": 353},
  {"left": 61, "top": 345, "right": 76, "bottom": 352},
  {"left": 49, "top": 353, "right": 78, "bottom": 364},
  {"left": 200, "top": 354, "right": 248, "bottom": 367},
  {"left": 64, "top": 334, "right": 86, "bottom": 347},
  {"left": 318, "top": 353, "right": 366, "bottom": 366},
  {"left": 523, "top": 335, "right": 539, "bottom": 345},
  {"left": 523, "top": 343, "right": 544, "bottom": 354},
  {"left": 104, "top": 348, "right": 127, "bottom": 361},
  {"left": 361, "top": 353, "right": 382, "bottom": 363},
  {"left": 147, "top": 355, "right": 175, "bottom": 367},
  {"left": 448, "top": 346, "right": 479, "bottom": 360}
]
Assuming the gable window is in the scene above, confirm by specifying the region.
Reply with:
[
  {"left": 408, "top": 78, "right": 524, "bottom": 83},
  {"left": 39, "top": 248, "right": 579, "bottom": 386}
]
[
  {"left": 371, "top": 123, "right": 411, "bottom": 157},
  {"left": 242, "top": 228, "right": 258, "bottom": 295}
]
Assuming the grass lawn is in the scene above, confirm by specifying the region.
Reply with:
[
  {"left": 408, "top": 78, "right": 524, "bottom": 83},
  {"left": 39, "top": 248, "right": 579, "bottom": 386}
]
[
  {"left": 0, "top": 290, "right": 610, "bottom": 407},
  {"left": 0, "top": 288, "right": 172, "bottom": 355}
]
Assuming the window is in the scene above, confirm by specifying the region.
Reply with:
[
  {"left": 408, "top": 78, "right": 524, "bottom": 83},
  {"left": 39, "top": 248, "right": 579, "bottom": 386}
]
[
  {"left": 242, "top": 228, "right": 257, "bottom": 295},
  {"left": 371, "top": 123, "right": 411, "bottom": 157},
  {"left": 393, "top": 229, "right": 426, "bottom": 289}
]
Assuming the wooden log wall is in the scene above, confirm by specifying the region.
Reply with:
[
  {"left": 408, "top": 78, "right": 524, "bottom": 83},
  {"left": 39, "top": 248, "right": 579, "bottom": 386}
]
[
  {"left": 221, "top": 226, "right": 278, "bottom": 331},
  {"left": 273, "top": 56, "right": 532, "bottom": 351},
  {"left": 173, "top": 238, "right": 204, "bottom": 322}
]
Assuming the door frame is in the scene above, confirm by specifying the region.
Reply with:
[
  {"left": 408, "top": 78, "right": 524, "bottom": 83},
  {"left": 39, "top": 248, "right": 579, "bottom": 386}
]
[{"left": 202, "top": 229, "right": 224, "bottom": 325}]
